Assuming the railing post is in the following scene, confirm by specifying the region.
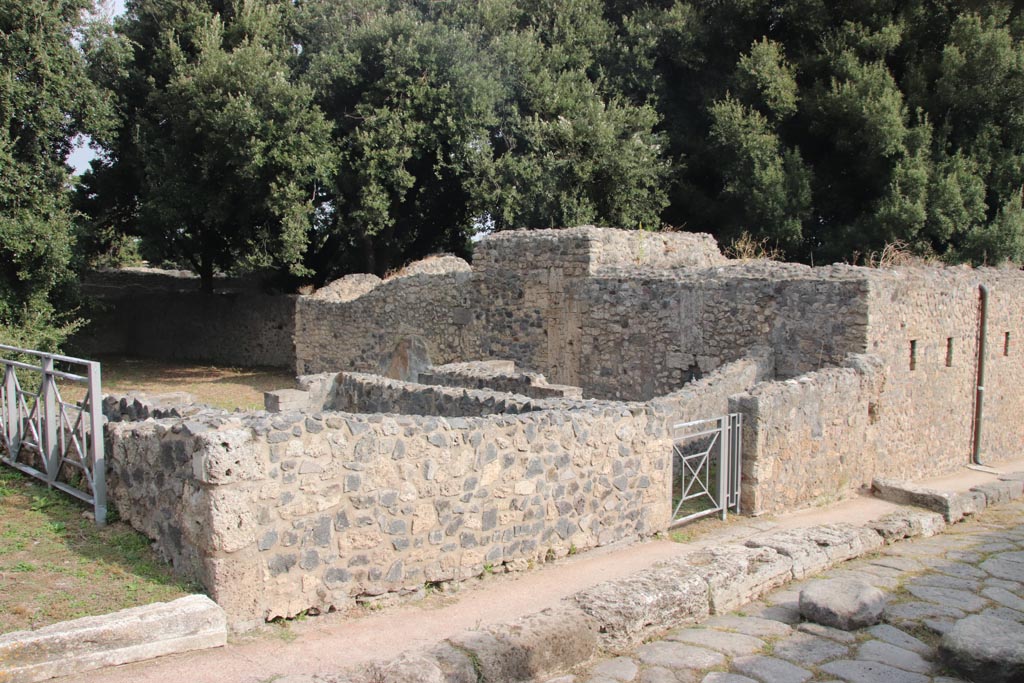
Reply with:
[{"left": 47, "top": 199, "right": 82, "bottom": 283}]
[
  {"left": 719, "top": 416, "right": 729, "bottom": 521},
  {"left": 41, "top": 355, "right": 59, "bottom": 482},
  {"left": 3, "top": 365, "right": 20, "bottom": 457},
  {"left": 88, "top": 361, "right": 107, "bottom": 525}
]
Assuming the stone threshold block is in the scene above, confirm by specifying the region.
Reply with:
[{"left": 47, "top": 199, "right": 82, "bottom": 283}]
[
  {"left": 0, "top": 595, "right": 227, "bottom": 683},
  {"left": 872, "top": 478, "right": 987, "bottom": 523}
]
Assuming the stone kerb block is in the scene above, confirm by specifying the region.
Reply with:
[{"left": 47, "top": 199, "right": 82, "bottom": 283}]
[
  {"left": 971, "top": 480, "right": 1024, "bottom": 507},
  {"left": 573, "top": 557, "right": 711, "bottom": 652},
  {"left": 0, "top": 595, "right": 226, "bottom": 683},
  {"left": 745, "top": 524, "right": 884, "bottom": 579},
  {"left": 447, "top": 606, "right": 599, "bottom": 682},
  {"left": 680, "top": 545, "right": 793, "bottom": 614},
  {"left": 799, "top": 578, "right": 886, "bottom": 631},
  {"left": 868, "top": 509, "right": 946, "bottom": 543},
  {"left": 872, "top": 478, "right": 986, "bottom": 523}
]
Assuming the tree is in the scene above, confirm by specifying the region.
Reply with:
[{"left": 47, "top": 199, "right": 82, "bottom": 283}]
[
  {"left": 83, "top": 0, "right": 335, "bottom": 291},
  {"left": 0, "top": 0, "right": 108, "bottom": 350}
]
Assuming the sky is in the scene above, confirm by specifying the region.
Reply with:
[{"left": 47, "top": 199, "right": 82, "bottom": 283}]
[{"left": 67, "top": 0, "right": 127, "bottom": 175}]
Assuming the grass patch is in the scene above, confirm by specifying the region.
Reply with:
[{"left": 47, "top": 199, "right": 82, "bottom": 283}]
[
  {"left": 0, "top": 466, "right": 196, "bottom": 634},
  {"left": 64, "top": 355, "right": 295, "bottom": 411}
]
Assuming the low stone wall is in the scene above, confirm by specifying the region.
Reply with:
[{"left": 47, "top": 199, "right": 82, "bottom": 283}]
[
  {"left": 103, "top": 355, "right": 768, "bottom": 627},
  {"left": 418, "top": 361, "right": 582, "bottom": 399},
  {"left": 106, "top": 402, "right": 673, "bottom": 627}
]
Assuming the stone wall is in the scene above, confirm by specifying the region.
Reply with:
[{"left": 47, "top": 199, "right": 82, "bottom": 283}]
[
  {"left": 735, "top": 267, "right": 1024, "bottom": 515},
  {"left": 102, "top": 355, "right": 767, "bottom": 627},
  {"left": 73, "top": 269, "right": 295, "bottom": 368}
]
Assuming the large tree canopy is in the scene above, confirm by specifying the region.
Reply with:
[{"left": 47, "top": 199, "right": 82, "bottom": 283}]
[
  {"left": 75, "top": 0, "right": 1024, "bottom": 285},
  {"left": 0, "top": 0, "right": 109, "bottom": 349}
]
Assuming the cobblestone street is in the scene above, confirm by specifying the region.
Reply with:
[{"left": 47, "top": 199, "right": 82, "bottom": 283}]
[{"left": 565, "top": 500, "right": 1024, "bottom": 683}]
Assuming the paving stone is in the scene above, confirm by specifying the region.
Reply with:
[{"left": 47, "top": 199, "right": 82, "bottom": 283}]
[
  {"left": 979, "top": 605, "right": 1024, "bottom": 623},
  {"left": 701, "top": 675, "right": 756, "bottom": 683},
  {"left": 701, "top": 615, "right": 792, "bottom": 639},
  {"left": 884, "top": 600, "right": 966, "bottom": 624},
  {"left": 639, "top": 666, "right": 694, "bottom": 683},
  {"left": 903, "top": 573, "right": 979, "bottom": 592},
  {"left": 819, "top": 659, "right": 929, "bottom": 683},
  {"left": 584, "top": 677, "right": 617, "bottom": 683},
  {"left": 746, "top": 603, "right": 800, "bottom": 625},
  {"left": 902, "top": 585, "right": 989, "bottom": 612},
  {"left": 855, "top": 640, "right": 933, "bottom": 674},
  {"left": 731, "top": 655, "right": 812, "bottom": 683},
  {"left": 771, "top": 632, "right": 849, "bottom": 665},
  {"left": 971, "top": 541, "right": 1018, "bottom": 553},
  {"left": 591, "top": 657, "right": 639, "bottom": 682},
  {"left": 865, "top": 624, "right": 931, "bottom": 656},
  {"left": 939, "top": 614, "right": 1024, "bottom": 683},
  {"left": 868, "top": 556, "right": 924, "bottom": 572},
  {"left": 932, "top": 678, "right": 969, "bottom": 683},
  {"left": 799, "top": 579, "right": 886, "bottom": 630},
  {"left": 921, "top": 618, "right": 956, "bottom": 635},
  {"left": 927, "top": 560, "right": 987, "bottom": 580},
  {"left": 796, "top": 621, "right": 857, "bottom": 643},
  {"left": 666, "top": 629, "right": 764, "bottom": 657},
  {"left": 945, "top": 550, "right": 983, "bottom": 563},
  {"left": 981, "top": 585, "right": 1024, "bottom": 612},
  {"left": 635, "top": 642, "right": 725, "bottom": 671},
  {"left": 983, "top": 577, "right": 1024, "bottom": 592},
  {"left": 981, "top": 555, "right": 1024, "bottom": 582},
  {"left": 824, "top": 568, "right": 900, "bottom": 591}
]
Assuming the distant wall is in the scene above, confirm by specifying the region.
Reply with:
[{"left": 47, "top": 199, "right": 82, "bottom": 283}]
[{"left": 73, "top": 270, "right": 295, "bottom": 368}]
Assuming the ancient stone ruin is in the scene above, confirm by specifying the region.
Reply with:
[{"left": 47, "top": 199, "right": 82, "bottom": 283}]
[{"left": 92, "top": 227, "right": 1024, "bottom": 629}]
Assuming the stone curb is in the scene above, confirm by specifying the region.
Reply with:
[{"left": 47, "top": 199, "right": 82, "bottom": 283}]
[
  {"left": 0, "top": 595, "right": 226, "bottom": 683},
  {"left": 337, "top": 474, "right": 1024, "bottom": 682}
]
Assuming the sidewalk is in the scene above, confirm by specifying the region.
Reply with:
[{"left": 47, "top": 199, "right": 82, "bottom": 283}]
[{"left": 65, "top": 457, "right": 1024, "bottom": 683}]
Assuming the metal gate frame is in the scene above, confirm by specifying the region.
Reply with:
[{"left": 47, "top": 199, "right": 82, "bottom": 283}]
[
  {"left": 671, "top": 413, "right": 742, "bottom": 525},
  {"left": 0, "top": 344, "right": 106, "bottom": 525}
]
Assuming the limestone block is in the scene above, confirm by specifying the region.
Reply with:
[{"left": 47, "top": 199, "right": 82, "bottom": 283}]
[
  {"left": 192, "top": 428, "right": 266, "bottom": 484},
  {"left": 680, "top": 544, "right": 793, "bottom": 613},
  {"left": 868, "top": 509, "right": 946, "bottom": 543},
  {"left": 447, "top": 606, "right": 598, "bottom": 682},
  {"left": 799, "top": 578, "right": 886, "bottom": 630},
  {"left": 264, "top": 389, "right": 311, "bottom": 413},
  {"left": 0, "top": 595, "right": 226, "bottom": 683},
  {"left": 872, "top": 479, "right": 985, "bottom": 523},
  {"left": 939, "top": 615, "right": 1024, "bottom": 683},
  {"left": 573, "top": 557, "right": 711, "bottom": 652},
  {"left": 745, "top": 524, "right": 883, "bottom": 579},
  {"left": 971, "top": 480, "right": 1023, "bottom": 507}
]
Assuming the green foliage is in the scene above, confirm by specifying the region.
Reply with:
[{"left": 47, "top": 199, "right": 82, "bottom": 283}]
[
  {"left": 0, "top": 0, "right": 105, "bottom": 349},
  {"left": 76, "top": 0, "right": 1024, "bottom": 272}
]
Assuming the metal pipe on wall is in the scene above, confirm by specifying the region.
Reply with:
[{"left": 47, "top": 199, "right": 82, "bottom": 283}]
[{"left": 972, "top": 284, "right": 989, "bottom": 465}]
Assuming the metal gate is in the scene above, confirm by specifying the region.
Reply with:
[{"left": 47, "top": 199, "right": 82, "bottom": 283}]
[
  {"left": 671, "top": 413, "right": 742, "bottom": 525},
  {"left": 0, "top": 344, "right": 106, "bottom": 525}
]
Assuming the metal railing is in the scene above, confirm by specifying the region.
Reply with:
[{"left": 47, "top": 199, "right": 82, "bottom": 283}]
[
  {"left": 0, "top": 344, "right": 106, "bottom": 525},
  {"left": 671, "top": 413, "right": 742, "bottom": 525}
]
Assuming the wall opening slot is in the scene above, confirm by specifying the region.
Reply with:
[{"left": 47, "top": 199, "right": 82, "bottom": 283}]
[
  {"left": 946, "top": 337, "right": 954, "bottom": 367},
  {"left": 1005, "top": 332, "right": 1011, "bottom": 357},
  {"left": 910, "top": 340, "right": 917, "bottom": 371}
]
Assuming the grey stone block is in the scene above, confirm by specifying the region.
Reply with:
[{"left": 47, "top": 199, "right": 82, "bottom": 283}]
[
  {"left": 872, "top": 479, "right": 984, "bottom": 523},
  {"left": 679, "top": 544, "right": 793, "bottom": 613},
  {"left": 264, "top": 389, "right": 310, "bottom": 413},
  {"left": 868, "top": 510, "right": 946, "bottom": 543},
  {"left": 971, "top": 480, "right": 1023, "bottom": 506},
  {"left": 799, "top": 578, "right": 886, "bottom": 630},
  {"left": 746, "top": 524, "right": 883, "bottom": 579},
  {"left": 939, "top": 615, "right": 1024, "bottom": 683},
  {"left": 448, "top": 606, "right": 598, "bottom": 682},
  {"left": 573, "top": 557, "right": 711, "bottom": 652},
  {"left": 0, "top": 595, "right": 226, "bottom": 683}
]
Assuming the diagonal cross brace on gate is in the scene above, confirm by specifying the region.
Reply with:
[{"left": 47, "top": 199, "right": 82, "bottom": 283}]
[
  {"left": 0, "top": 344, "right": 106, "bottom": 525},
  {"left": 670, "top": 413, "right": 742, "bottom": 526}
]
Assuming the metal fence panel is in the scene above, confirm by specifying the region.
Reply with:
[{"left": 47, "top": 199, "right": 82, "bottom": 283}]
[
  {"left": 0, "top": 344, "right": 106, "bottom": 525},
  {"left": 670, "top": 413, "right": 742, "bottom": 526}
]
